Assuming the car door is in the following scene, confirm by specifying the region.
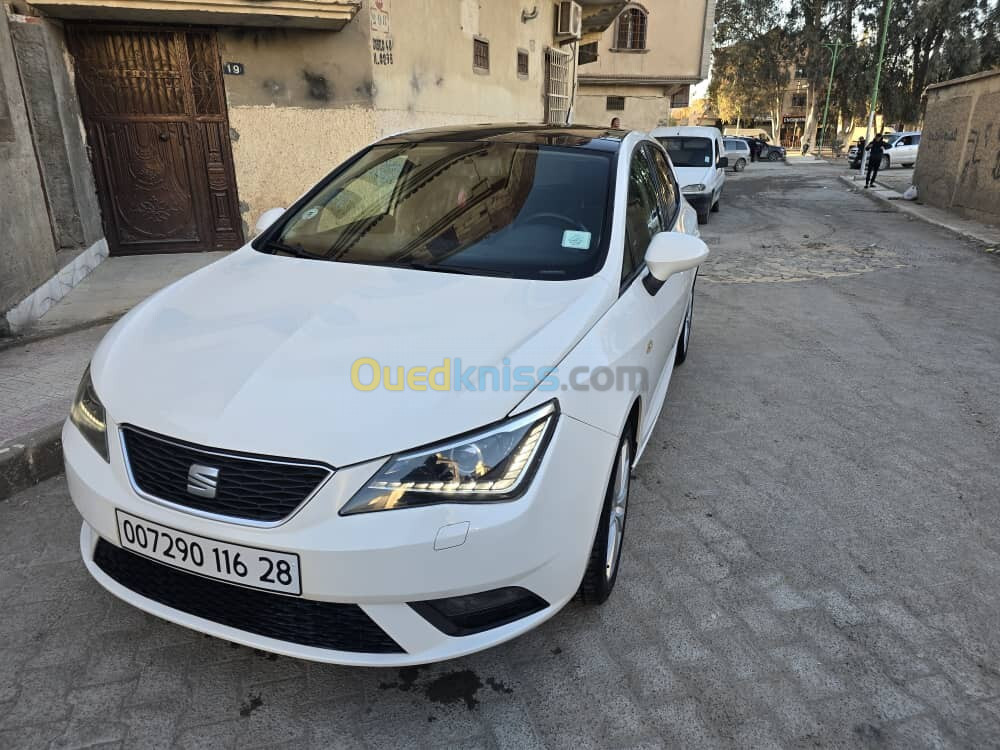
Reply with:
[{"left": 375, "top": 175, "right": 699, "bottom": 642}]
[
  {"left": 645, "top": 144, "right": 693, "bottom": 395},
  {"left": 896, "top": 135, "right": 916, "bottom": 164},
  {"left": 715, "top": 136, "right": 726, "bottom": 196},
  {"left": 604, "top": 144, "right": 675, "bottom": 435}
]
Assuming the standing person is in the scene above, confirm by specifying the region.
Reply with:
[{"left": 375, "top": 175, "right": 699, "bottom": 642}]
[
  {"left": 864, "top": 133, "right": 886, "bottom": 188},
  {"left": 610, "top": 117, "right": 621, "bottom": 129}
]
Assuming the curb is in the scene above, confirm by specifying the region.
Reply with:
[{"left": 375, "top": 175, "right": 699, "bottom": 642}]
[
  {"left": 0, "top": 313, "right": 122, "bottom": 353},
  {"left": 838, "top": 174, "right": 1000, "bottom": 247},
  {"left": 0, "top": 422, "right": 64, "bottom": 501}
]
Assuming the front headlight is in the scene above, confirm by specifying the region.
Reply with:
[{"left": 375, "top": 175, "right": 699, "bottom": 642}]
[
  {"left": 340, "top": 400, "right": 558, "bottom": 515},
  {"left": 682, "top": 184, "right": 706, "bottom": 193},
  {"left": 70, "top": 365, "right": 109, "bottom": 462}
]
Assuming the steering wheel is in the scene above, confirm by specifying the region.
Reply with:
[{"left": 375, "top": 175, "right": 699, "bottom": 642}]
[{"left": 521, "top": 212, "right": 589, "bottom": 233}]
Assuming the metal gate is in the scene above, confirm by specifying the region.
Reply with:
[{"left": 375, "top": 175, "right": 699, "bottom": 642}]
[{"left": 68, "top": 26, "right": 242, "bottom": 255}]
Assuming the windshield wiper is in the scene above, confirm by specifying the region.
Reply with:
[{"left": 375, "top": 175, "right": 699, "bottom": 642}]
[
  {"left": 262, "top": 239, "right": 321, "bottom": 259},
  {"left": 399, "top": 261, "right": 514, "bottom": 278}
]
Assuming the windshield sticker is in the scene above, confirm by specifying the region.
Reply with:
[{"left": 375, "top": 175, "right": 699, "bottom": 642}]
[
  {"left": 704, "top": 155, "right": 711, "bottom": 164},
  {"left": 302, "top": 207, "right": 320, "bottom": 220},
  {"left": 562, "top": 230, "right": 592, "bottom": 250}
]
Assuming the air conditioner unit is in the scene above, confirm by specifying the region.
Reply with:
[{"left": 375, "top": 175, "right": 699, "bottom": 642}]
[{"left": 557, "top": 1, "right": 583, "bottom": 39}]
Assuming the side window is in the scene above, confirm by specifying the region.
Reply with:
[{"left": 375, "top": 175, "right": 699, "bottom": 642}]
[
  {"left": 647, "top": 145, "right": 679, "bottom": 228},
  {"left": 623, "top": 149, "right": 663, "bottom": 285},
  {"left": 913, "top": 134, "right": 921, "bottom": 145}
]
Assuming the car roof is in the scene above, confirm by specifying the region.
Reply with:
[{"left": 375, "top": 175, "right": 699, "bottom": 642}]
[
  {"left": 649, "top": 125, "right": 722, "bottom": 139},
  {"left": 378, "top": 123, "right": 626, "bottom": 153}
]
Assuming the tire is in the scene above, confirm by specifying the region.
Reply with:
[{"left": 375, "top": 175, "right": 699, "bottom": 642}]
[
  {"left": 697, "top": 206, "right": 709, "bottom": 225},
  {"left": 577, "top": 425, "right": 633, "bottom": 605},
  {"left": 881, "top": 155, "right": 890, "bottom": 170},
  {"left": 768, "top": 151, "right": 780, "bottom": 162},
  {"left": 674, "top": 287, "right": 694, "bottom": 365},
  {"left": 734, "top": 158, "right": 746, "bottom": 172},
  {"left": 903, "top": 163, "right": 913, "bottom": 168},
  {"left": 711, "top": 197, "right": 720, "bottom": 213}
]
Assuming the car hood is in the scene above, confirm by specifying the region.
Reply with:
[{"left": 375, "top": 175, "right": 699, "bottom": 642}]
[
  {"left": 92, "top": 248, "right": 613, "bottom": 466},
  {"left": 673, "top": 165, "right": 714, "bottom": 188}
]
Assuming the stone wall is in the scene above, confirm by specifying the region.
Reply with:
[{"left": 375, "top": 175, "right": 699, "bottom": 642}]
[
  {"left": 914, "top": 70, "right": 1000, "bottom": 228},
  {"left": 0, "top": 12, "right": 57, "bottom": 324}
]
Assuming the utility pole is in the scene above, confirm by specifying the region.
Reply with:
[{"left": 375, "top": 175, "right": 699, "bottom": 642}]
[
  {"left": 860, "top": 0, "right": 894, "bottom": 178},
  {"left": 816, "top": 40, "right": 850, "bottom": 158}
]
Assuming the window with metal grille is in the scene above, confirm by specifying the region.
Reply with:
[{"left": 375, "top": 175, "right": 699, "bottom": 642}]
[
  {"left": 544, "top": 48, "right": 571, "bottom": 124},
  {"left": 791, "top": 92, "right": 807, "bottom": 108},
  {"left": 517, "top": 49, "right": 529, "bottom": 78},
  {"left": 615, "top": 9, "right": 648, "bottom": 50},
  {"left": 474, "top": 38, "right": 490, "bottom": 72},
  {"left": 606, "top": 96, "right": 625, "bottom": 111},
  {"left": 671, "top": 86, "right": 690, "bottom": 108}
]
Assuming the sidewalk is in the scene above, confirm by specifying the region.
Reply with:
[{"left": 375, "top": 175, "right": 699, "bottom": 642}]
[
  {"left": 0, "top": 251, "right": 227, "bottom": 499},
  {"left": 839, "top": 172, "right": 1000, "bottom": 248}
]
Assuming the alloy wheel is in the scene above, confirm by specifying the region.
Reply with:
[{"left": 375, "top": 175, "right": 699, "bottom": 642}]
[{"left": 604, "top": 440, "right": 631, "bottom": 580}]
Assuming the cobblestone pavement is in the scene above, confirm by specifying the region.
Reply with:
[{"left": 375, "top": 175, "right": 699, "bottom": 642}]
[
  {"left": 0, "top": 325, "right": 110, "bottom": 444},
  {"left": 3, "top": 163, "right": 1000, "bottom": 749}
]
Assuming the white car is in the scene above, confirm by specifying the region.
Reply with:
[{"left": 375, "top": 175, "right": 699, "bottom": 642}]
[
  {"left": 723, "top": 137, "right": 751, "bottom": 172},
  {"left": 64, "top": 125, "right": 709, "bottom": 666},
  {"left": 880, "top": 131, "right": 921, "bottom": 169},
  {"left": 650, "top": 125, "right": 727, "bottom": 225}
]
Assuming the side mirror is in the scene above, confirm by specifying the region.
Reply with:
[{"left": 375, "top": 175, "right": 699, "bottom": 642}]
[
  {"left": 718, "top": 156, "right": 729, "bottom": 168},
  {"left": 255, "top": 207, "right": 285, "bottom": 236},
  {"left": 642, "top": 232, "right": 709, "bottom": 294}
]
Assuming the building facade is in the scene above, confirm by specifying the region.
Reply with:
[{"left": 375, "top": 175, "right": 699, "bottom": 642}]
[
  {"left": 1, "top": 0, "right": 713, "bottom": 332},
  {"left": 574, "top": 0, "right": 715, "bottom": 130}
]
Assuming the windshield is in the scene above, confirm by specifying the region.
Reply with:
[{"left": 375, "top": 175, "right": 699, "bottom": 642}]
[
  {"left": 658, "top": 137, "right": 713, "bottom": 168},
  {"left": 262, "top": 141, "right": 614, "bottom": 280}
]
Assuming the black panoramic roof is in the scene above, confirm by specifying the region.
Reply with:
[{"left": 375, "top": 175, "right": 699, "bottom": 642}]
[{"left": 380, "top": 123, "right": 626, "bottom": 152}]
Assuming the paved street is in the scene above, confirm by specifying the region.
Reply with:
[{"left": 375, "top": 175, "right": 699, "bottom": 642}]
[{"left": 3, "top": 162, "right": 999, "bottom": 749}]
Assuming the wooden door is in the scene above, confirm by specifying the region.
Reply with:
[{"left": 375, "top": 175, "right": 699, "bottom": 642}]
[{"left": 68, "top": 26, "right": 242, "bottom": 255}]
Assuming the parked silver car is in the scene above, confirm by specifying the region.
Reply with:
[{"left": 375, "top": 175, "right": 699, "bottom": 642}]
[{"left": 723, "top": 138, "right": 751, "bottom": 172}]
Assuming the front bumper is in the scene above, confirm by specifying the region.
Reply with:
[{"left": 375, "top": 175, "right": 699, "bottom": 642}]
[{"left": 64, "top": 413, "right": 618, "bottom": 666}]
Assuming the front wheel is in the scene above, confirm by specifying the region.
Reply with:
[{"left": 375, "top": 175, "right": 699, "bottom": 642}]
[
  {"left": 734, "top": 157, "right": 747, "bottom": 172},
  {"left": 768, "top": 151, "right": 780, "bottom": 161},
  {"left": 696, "top": 205, "right": 710, "bottom": 225},
  {"left": 577, "top": 427, "right": 633, "bottom": 605}
]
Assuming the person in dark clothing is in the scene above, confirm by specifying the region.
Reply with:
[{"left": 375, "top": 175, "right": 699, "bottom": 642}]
[
  {"left": 851, "top": 137, "right": 866, "bottom": 169},
  {"left": 749, "top": 137, "right": 759, "bottom": 162},
  {"left": 864, "top": 133, "right": 886, "bottom": 187}
]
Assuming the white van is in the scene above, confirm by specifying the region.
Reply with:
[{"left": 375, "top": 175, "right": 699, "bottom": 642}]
[{"left": 650, "top": 126, "right": 727, "bottom": 225}]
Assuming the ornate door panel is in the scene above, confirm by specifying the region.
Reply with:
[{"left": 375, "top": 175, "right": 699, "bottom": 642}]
[{"left": 68, "top": 26, "right": 242, "bottom": 255}]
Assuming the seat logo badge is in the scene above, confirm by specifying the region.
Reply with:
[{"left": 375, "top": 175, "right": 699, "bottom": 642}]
[{"left": 187, "top": 464, "right": 220, "bottom": 499}]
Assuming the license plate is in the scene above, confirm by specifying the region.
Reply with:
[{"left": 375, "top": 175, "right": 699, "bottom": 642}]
[{"left": 115, "top": 510, "right": 301, "bottom": 595}]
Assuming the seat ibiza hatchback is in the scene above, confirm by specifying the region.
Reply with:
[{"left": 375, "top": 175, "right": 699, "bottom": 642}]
[{"left": 65, "top": 125, "right": 709, "bottom": 666}]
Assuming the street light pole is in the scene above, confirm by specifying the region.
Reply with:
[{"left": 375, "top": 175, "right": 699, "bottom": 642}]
[
  {"left": 861, "top": 0, "right": 894, "bottom": 178},
  {"left": 816, "top": 40, "right": 849, "bottom": 158}
]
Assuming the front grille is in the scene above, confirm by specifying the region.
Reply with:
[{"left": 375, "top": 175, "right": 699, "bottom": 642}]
[
  {"left": 94, "top": 539, "right": 404, "bottom": 654},
  {"left": 120, "top": 426, "right": 331, "bottom": 523}
]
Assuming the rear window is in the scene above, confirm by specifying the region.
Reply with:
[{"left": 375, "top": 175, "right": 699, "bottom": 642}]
[
  {"left": 658, "top": 137, "right": 713, "bottom": 168},
  {"left": 724, "top": 139, "right": 748, "bottom": 152},
  {"left": 262, "top": 141, "right": 615, "bottom": 280}
]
